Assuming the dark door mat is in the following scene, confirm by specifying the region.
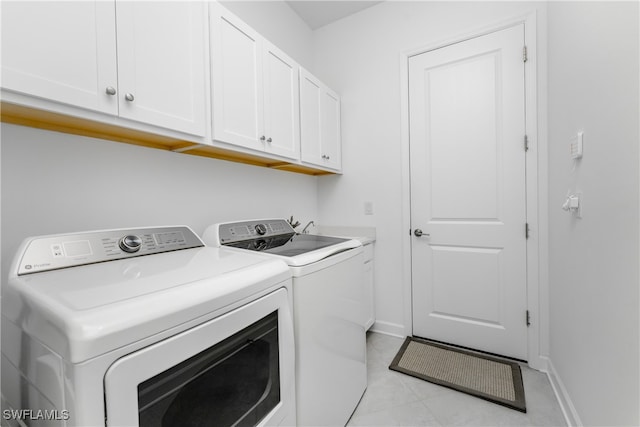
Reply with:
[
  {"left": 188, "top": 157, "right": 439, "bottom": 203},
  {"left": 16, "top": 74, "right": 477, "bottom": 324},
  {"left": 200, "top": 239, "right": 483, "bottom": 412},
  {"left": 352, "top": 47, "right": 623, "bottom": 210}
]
[{"left": 389, "top": 336, "right": 526, "bottom": 412}]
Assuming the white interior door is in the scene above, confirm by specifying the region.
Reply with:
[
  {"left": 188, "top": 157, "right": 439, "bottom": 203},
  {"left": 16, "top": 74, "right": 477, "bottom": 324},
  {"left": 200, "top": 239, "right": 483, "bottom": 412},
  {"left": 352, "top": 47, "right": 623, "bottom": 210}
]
[{"left": 409, "top": 24, "right": 528, "bottom": 360}]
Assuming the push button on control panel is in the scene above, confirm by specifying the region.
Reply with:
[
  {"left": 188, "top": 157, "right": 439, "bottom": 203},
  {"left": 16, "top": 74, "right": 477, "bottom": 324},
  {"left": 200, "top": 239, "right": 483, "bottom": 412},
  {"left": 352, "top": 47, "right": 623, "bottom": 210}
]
[
  {"left": 51, "top": 244, "right": 64, "bottom": 258},
  {"left": 119, "top": 235, "right": 143, "bottom": 253}
]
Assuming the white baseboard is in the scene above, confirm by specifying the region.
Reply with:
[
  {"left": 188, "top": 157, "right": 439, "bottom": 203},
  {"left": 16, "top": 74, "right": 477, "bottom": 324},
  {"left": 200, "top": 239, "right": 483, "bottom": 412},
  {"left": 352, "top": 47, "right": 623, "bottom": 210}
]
[
  {"left": 546, "top": 357, "right": 583, "bottom": 427},
  {"left": 528, "top": 352, "right": 549, "bottom": 372},
  {"left": 369, "top": 320, "right": 405, "bottom": 338}
]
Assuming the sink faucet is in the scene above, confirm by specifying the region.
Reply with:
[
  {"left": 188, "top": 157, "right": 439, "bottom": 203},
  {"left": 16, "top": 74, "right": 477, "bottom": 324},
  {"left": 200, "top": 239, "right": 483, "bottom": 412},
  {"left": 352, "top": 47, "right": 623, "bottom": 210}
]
[{"left": 301, "top": 221, "right": 315, "bottom": 234}]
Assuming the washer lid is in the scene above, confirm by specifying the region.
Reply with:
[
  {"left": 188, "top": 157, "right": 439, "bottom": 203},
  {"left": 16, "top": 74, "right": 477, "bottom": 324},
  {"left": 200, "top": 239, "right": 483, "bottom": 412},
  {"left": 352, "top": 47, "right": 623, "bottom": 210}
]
[
  {"left": 226, "top": 235, "right": 361, "bottom": 266},
  {"left": 203, "top": 219, "right": 362, "bottom": 266},
  {"left": 4, "top": 245, "right": 291, "bottom": 363}
]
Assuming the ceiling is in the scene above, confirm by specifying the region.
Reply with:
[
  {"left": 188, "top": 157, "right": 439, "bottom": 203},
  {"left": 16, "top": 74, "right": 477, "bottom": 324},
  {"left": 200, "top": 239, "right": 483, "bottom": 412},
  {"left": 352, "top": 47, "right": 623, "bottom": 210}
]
[{"left": 286, "top": 1, "right": 384, "bottom": 30}]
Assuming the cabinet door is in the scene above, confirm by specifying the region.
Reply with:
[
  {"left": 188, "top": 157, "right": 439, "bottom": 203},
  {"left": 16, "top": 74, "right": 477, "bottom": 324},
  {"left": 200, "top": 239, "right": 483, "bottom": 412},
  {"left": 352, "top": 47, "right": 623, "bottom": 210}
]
[
  {"left": 299, "top": 69, "right": 323, "bottom": 164},
  {"left": 210, "top": 3, "right": 264, "bottom": 150},
  {"left": 300, "top": 68, "right": 342, "bottom": 171},
  {"left": 1, "top": 1, "right": 117, "bottom": 114},
  {"left": 263, "top": 42, "right": 300, "bottom": 160},
  {"left": 116, "top": 2, "right": 206, "bottom": 136},
  {"left": 321, "top": 88, "right": 342, "bottom": 170}
]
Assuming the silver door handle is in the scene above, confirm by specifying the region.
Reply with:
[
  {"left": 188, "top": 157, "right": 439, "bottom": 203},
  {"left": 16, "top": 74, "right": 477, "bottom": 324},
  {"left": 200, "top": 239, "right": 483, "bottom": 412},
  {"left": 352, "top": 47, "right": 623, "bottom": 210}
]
[
  {"left": 124, "top": 93, "right": 135, "bottom": 102},
  {"left": 414, "top": 229, "right": 429, "bottom": 237}
]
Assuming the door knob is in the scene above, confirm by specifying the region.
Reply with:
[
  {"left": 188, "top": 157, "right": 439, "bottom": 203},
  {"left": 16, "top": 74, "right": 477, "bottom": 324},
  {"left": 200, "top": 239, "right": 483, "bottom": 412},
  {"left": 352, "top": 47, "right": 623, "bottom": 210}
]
[
  {"left": 124, "top": 93, "right": 135, "bottom": 102},
  {"left": 414, "top": 229, "right": 429, "bottom": 237}
]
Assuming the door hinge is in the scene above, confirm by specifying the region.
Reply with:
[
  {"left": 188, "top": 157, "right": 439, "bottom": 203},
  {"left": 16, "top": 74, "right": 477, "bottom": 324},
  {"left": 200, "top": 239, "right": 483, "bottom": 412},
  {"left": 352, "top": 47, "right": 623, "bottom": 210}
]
[
  {"left": 525, "top": 223, "right": 530, "bottom": 239},
  {"left": 524, "top": 135, "right": 529, "bottom": 152},
  {"left": 526, "top": 310, "right": 531, "bottom": 327},
  {"left": 523, "top": 46, "right": 528, "bottom": 62}
]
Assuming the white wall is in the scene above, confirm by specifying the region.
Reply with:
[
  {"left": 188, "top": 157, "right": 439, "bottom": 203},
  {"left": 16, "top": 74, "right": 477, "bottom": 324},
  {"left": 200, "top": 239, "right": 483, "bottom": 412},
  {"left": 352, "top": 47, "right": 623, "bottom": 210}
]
[
  {"left": 547, "top": 2, "right": 639, "bottom": 426},
  {"left": 312, "top": 1, "right": 547, "bottom": 336}
]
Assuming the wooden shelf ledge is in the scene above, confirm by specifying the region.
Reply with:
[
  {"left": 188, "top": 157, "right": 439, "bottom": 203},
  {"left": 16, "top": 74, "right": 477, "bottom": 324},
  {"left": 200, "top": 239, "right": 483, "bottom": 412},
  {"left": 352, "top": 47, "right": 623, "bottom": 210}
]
[{"left": 0, "top": 102, "right": 336, "bottom": 176}]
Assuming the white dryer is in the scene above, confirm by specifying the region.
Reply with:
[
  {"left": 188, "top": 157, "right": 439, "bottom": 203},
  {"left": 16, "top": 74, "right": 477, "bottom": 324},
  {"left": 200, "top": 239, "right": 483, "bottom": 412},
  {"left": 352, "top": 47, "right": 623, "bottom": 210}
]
[
  {"left": 1, "top": 226, "right": 295, "bottom": 427},
  {"left": 203, "top": 219, "right": 367, "bottom": 427}
]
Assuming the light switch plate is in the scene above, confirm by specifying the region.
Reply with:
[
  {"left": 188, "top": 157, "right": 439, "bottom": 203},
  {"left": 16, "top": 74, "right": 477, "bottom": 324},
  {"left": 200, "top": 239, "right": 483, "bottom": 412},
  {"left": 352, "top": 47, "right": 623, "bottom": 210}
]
[{"left": 570, "top": 132, "right": 583, "bottom": 159}]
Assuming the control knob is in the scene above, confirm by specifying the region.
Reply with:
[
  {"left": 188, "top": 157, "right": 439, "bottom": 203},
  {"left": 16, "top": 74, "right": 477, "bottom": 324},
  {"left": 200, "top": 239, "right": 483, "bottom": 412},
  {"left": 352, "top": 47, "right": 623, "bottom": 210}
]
[
  {"left": 255, "top": 224, "right": 267, "bottom": 236},
  {"left": 119, "top": 235, "right": 143, "bottom": 253},
  {"left": 254, "top": 239, "right": 268, "bottom": 251}
]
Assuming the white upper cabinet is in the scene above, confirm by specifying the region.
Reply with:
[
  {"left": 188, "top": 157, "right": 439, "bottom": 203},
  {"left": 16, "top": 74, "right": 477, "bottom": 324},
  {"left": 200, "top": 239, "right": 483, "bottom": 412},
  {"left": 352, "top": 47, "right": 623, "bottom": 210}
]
[
  {"left": 1, "top": 1, "right": 207, "bottom": 137},
  {"left": 2, "top": 1, "right": 341, "bottom": 174},
  {"left": 299, "top": 69, "right": 342, "bottom": 171},
  {"left": 262, "top": 42, "right": 301, "bottom": 160},
  {"left": 210, "top": 3, "right": 300, "bottom": 161},
  {"left": 210, "top": 7, "right": 262, "bottom": 150},
  {"left": 115, "top": 2, "right": 207, "bottom": 136},
  {"left": 1, "top": 1, "right": 118, "bottom": 115}
]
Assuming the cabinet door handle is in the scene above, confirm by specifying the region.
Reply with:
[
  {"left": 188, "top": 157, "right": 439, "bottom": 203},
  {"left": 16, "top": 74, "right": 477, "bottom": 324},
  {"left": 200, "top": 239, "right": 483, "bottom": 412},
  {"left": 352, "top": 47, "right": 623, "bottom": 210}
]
[
  {"left": 260, "top": 136, "right": 266, "bottom": 142},
  {"left": 105, "top": 86, "right": 116, "bottom": 96},
  {"left": 124, "top": 93, "right": 135, "bottom": 102},
  {"left": 267, "top": 138, "right": 272, "bottom": 143}
]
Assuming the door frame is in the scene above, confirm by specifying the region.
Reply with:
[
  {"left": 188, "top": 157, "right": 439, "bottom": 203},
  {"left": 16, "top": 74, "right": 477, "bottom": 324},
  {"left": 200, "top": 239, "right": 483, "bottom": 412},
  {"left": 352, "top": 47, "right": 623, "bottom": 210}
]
[{"left": 399, "top": 11, "right": 548, "bottom": 370}]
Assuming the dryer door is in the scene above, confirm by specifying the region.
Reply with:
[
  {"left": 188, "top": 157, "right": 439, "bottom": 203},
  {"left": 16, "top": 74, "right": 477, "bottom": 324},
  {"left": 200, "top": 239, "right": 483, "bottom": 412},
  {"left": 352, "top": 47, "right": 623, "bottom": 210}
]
[{"left": 104, "top": 288, "right": 295, "bottom": 427}]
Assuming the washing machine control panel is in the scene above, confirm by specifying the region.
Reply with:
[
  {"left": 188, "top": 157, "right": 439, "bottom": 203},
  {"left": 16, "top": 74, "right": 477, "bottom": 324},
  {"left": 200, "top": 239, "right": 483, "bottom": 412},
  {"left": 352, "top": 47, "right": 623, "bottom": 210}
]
[
  {"left": 17, "top": 226, "right": 204, "bottom": 275},
  {"left": 218, "top": 219, "right": 295, "bottom": 244}
]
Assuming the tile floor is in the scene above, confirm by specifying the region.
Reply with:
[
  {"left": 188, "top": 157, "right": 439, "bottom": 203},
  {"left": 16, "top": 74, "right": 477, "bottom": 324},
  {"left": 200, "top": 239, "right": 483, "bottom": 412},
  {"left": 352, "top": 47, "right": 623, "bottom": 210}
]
[{"left": 348, "top": 332, "right": 567, "bottom": 427}]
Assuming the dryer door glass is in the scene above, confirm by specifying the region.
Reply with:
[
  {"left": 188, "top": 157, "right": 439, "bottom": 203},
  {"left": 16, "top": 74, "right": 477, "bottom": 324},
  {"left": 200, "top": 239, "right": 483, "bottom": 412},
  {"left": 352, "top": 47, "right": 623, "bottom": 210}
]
[{"left": 137, "top": 311, "right": 280, "bottom": 427}]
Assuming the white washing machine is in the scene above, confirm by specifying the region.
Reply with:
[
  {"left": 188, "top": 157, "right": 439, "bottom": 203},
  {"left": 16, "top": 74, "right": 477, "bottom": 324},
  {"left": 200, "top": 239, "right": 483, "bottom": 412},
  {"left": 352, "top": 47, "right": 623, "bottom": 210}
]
[
  {"left": 202, "top": 219, "right": 367, "bottom": 427},
  {"left": 1, "top": 226, "right": 296, "bottom": 427}
]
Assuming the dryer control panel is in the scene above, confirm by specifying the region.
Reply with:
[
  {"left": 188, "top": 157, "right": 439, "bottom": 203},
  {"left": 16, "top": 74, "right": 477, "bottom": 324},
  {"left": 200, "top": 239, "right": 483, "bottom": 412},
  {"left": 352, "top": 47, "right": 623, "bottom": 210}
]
[{"left": 16, "top": 226, "right": 204, "bottom": 275}]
